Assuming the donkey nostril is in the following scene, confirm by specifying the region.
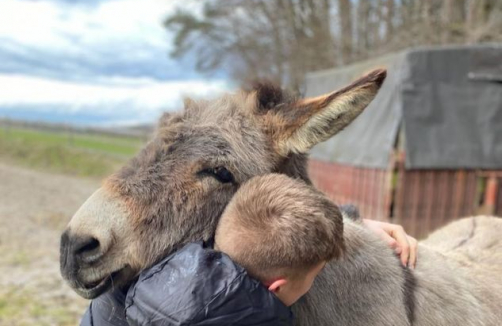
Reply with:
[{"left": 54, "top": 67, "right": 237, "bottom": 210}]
[{"left": 74, "top": 236, "right": 100, "bottom": 256}]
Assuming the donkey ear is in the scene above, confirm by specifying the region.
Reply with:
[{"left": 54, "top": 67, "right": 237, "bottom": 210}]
[
  {"left": 250, "top": 81, "right": 289, "bottom": 111},
  {"left": 267, "top": 69, "right": 386, "bottom": 156},
  {"left": 158, "top": 112, "right": 173, "bottom": 127},
  {"left": 183, "top": 97, "right": 197, "bottom": 110},
  {"left": 158, "top": 111, "right": 183, "bottom": 129}
]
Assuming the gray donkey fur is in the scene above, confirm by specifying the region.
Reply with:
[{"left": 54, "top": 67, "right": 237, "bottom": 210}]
[
  {"left": 60, "top": 69, "right": 502, "bottom": 325},
  {"left": 294, "top": 211, "right": 502, "bottom": 326}
]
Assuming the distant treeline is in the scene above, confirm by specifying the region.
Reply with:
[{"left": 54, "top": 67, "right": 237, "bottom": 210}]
[{"left": 165, "top": 0, "right": 502, "bottom": 90}]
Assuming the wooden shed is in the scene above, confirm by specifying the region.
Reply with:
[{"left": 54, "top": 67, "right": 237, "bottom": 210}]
[{"left": 306, "top": 45, "right": 502, "bottom": 238}]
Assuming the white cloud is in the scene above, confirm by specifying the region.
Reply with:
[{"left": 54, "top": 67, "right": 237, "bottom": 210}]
[
  {"left": 0, "top": 74, "right": 229, "bottom": 120},
  {"left": 0, "top": 0, "right": 176, "bottom": 54},
  {"left": 0, "top": 0, "right": 190, "bottom": 80},
  {"left": 0, "top": 0, "right": 228, "bottom": 126},
  {"left": 0, "top": 74, "right": 228, "bottom": 110}
]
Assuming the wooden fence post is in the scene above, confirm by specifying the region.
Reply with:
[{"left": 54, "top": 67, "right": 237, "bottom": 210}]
[{"left": 484, "top": 175, "right": 499, "bottom": 215}]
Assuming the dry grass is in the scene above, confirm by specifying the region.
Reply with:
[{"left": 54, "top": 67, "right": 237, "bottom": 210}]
[
  {"left": 0, "top": 127, "right": 145, "bottom": 325},
  {"left": 0, "top": 285, "right": 85, "bottom": 326},
  {"left": 0, "top": 164, "right": 98, "bottom": 326}
]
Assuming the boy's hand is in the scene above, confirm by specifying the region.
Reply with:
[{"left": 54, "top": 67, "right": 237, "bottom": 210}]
[{"left": 362, "top": 219, "right": 418, "bottom": 269}]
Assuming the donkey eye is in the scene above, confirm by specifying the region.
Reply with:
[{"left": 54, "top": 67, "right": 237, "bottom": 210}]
[
  {"left": 212, "top": 167, "right": 234, "bottom": 183},
  {"left": 198, "top": 167, "right": 234, "bottom": 184}
]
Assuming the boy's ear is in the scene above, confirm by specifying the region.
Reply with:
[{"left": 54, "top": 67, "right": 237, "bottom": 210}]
[
  {"left": 262, "top": 69, "right": 386, "bottom": 156},
  {"left": 267, "top": 279, "right": 288, "bottom": 293}
]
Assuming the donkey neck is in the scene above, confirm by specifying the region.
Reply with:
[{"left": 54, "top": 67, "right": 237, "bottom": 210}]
[
  {"left": 294, "top": 218, "right": 500, "bottom": 326},
  {"left": 292, "top": 218, "right": 411, "bottom": 326},
  {"left": 325, "top": 219, "right": 490, "bottom": 325}
]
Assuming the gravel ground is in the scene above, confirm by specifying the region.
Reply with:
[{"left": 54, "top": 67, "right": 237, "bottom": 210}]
[{"left": 0, "top": 163, "right": 100, "bottom": 326}]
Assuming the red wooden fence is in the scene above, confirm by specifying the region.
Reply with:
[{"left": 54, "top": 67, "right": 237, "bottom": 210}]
[
  {"left": 308, "top": 158, "right": 502, "bottom": 239},
  {"left": 393, "top": 165, "right": 478, "bottom": 238},
  {"left": 308, "top": 160, "right": 391, "bottom": 221}
]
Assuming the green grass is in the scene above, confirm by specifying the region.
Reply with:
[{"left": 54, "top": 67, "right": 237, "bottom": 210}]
[
  {"left": 1, "top": 127, "right": 143, "bottom": 156},
  {"left": 0, "top": 126, "right": 146, "bottom": 178},
  {"left": 0, "top": 287, "right": 85, "bottom": 326}
]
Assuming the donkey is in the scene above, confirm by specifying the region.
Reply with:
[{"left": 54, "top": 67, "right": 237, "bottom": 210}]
[{"left": 60, "top": 68, "right": 502, "bottom": 325}]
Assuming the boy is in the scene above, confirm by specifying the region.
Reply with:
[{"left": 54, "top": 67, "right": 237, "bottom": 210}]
[
  {"left": 82, "top": 174, "right": 417, "bottom": 326},
  {"left": 213, "top": 173, "right": 344, "bottom": 307}
]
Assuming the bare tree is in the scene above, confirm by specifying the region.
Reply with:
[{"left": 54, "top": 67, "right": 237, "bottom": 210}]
[
  {"left": 442, "top": 0, "right": 466, "bottom": 43},
  {"left": 165, "top": 0, "right": 502, "bottom": 88},
  {"left": 385, "top": 0, "right": 395, "bottom": 43},
  {"left": 165, "top": 0, "right": 336, "bottom": 90},
  {"left": 356, "top": 0, "right": 370, "bottom": 59},
  {"left": 338, "top": 0, "right": 353, "bottom": 64}
]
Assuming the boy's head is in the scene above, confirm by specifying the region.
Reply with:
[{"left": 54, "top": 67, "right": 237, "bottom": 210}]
[{"left": 214, "top": 174, "right": 345, "bottom": 306}]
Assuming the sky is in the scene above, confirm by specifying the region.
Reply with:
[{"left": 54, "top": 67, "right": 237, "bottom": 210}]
[{"left": 0, "top": 0, "right": 229, "bottom": 126}]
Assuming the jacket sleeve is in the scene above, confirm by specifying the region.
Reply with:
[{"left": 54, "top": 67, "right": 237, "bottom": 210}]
[
  {"left": 125, "top": 242, "right": 293, "bottom": 326},
  {"left": 80, "top": 288, "right": 130, "bottom": 326},
  {"left": 80, "top": 305, "right": 93, "bottom": 326}
]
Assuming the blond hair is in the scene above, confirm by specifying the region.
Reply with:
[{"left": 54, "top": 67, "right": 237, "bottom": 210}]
[{"left": 215, "top": 174, "right": 344, "bottom": 282}]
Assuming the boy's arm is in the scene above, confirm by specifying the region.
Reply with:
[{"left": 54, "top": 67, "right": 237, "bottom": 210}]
[
  {"left": 340, "top": 204, "right": 418, "bottom": 269},
  {"left": 363, "top": 218, "right": 418, "bottom": 269}
]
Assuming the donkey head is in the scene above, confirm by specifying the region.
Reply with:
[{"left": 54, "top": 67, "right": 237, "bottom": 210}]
[{"left": 60, "top": 69, "right": 386, "bottom": 299}]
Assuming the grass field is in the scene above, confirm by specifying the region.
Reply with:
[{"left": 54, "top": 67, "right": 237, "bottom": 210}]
[
  {"left": 0, "top": 126, "right": 146, "bottom": 178},
  {"left": 0, "top": 126, "right": 147, "bottom": 325}
]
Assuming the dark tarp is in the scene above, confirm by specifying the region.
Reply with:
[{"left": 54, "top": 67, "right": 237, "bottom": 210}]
[{"left": 305, "top": 45, "right": 502, "bottom": 169}]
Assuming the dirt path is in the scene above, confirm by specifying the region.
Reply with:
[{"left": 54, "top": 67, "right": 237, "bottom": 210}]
[{"left": 0, "top": 163, "right": 100, "bottom": 326}]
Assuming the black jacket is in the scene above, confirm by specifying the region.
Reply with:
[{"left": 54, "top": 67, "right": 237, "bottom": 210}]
[{"left": 81, "top": 242, "right": 293, "bottom": 326}]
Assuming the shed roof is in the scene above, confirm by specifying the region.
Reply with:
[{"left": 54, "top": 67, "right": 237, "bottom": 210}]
[{"left": 306, "top": 45, "right": 502, "bottom": 169}]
